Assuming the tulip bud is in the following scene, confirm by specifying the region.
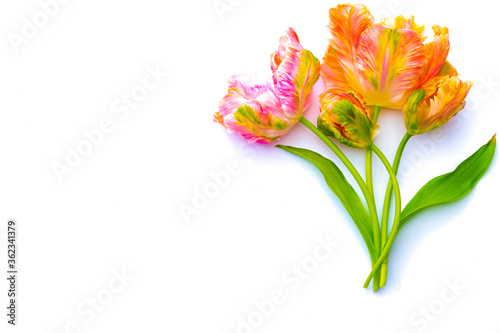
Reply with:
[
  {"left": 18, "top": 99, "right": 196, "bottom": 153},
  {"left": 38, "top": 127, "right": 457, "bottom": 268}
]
[
  {"left": 318, "top": 90, "right": 379, "bottom": 148},
  {"left": 403, "top": 75, "right": 472, "bottom": 135}
]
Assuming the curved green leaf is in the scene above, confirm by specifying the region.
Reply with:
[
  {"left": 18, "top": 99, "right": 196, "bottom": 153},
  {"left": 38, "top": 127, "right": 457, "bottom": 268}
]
[
  {"left": 276, "top": 144, "right": 375, "bottom": 255},
  {"left": 401, "top": 135, "right": 496, "bottom": 226}
]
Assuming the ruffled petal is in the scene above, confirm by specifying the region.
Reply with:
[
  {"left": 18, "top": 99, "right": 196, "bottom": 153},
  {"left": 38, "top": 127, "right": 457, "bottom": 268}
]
[
  {"left": 216, "top": 74, "right": 284, "bottom": 121},
  {"left": 272, "top": 28, "right": 321, "bottom": 121},
  {"left": 215, "top": 75, "right": 292, "bottom": 143},
  {"left": 356, "top": 24, "right": 427, "bottom": 108},
  {"left": 420, "top": 61, "right": 458, "bottom": 97},
  {"left": 379, "top": 22, "right": 451, "bottom": 89},
  {"left": 419, "top": 76, "right": 472, "bottom": 129},
  {"left": 271, "top": 28, "right": 300, "bottom": 73},
  {"left": 223, "top": 102, "right": 292, "bottom": 144},
  {"left": 382, "top": 16, "right": 426, "bottom": 42},
  {"left": 419, "top": 25, "right": 450, "bottom": 85},
  {"left": 321, "top": 4, "right": 374, "bottom": 92}
]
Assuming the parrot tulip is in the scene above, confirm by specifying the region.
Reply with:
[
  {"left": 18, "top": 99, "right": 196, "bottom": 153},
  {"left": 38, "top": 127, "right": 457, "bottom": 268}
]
[
  {"left": 321, "top": 4, "right": 454, "bottom": 109},
  {"left": 403, "top": 75, "right": 472, "bottom": 135},
  {"left": 215, "top": 28, "right": 320, "bottom": 143}
]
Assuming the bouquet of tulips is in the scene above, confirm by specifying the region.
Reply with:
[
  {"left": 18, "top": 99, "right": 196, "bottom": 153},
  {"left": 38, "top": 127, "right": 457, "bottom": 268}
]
[{"left": 213, "top": 4, "right": 496, "bottom": 291}]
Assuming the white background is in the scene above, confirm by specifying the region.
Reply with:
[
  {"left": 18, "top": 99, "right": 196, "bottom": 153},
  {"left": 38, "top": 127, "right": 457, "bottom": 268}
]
[{"left": 1, "top": 0, "right": 499, "bottom": 332}]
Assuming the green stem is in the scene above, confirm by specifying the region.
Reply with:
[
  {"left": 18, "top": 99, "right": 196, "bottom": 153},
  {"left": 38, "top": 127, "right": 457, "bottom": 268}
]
[
  {"left": 299, "top": 117, "right": 381, "bottom": 291},
  {"left": 365, "top": 106, "right": 381, "bottom": 198},
  {"left": 363, "top": 143, "right": 402, "bottom": 289},
  {"left": 379, "top": 133, "right": 412, "bottom": 287},
  {"left": 366, "top": 146, "right": 380, "bottom": 292},
  {"left": 365, "top": 105, "right": 381, "bottom": 288}
]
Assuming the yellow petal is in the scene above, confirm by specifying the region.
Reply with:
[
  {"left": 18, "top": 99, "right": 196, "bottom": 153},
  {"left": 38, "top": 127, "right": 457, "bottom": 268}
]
[
  {"left": 404, "top": 76, "right": 473, "bottom": 135},
  {"left": 382, "top": 16, "right": 426, "bottom": 42}
]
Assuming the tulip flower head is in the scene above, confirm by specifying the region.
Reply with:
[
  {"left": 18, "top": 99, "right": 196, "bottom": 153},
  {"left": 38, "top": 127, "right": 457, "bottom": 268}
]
[
  {"left": 318, "top": 90, "right": 379, "bottom": 148},
  {"left": 403, "top": 75, "right": 472, "bottom": 135},
  {"left": 214, "top": 28, "right": 320, "bottom": 143},
  {"left": 321, "top": 4, "right": 454, "bottom": 109}
]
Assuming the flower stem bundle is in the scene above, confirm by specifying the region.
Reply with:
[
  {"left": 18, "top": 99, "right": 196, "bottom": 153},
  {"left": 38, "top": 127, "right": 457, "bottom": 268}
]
[{"left": 214, "top": 4, "right": 496, "bottom": 292}]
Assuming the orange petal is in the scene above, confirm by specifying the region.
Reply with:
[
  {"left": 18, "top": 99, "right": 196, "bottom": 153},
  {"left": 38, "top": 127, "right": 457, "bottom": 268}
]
[
  {"left": 420, "top": 76, "right": 472, "bottom": 129},
  {"left": 419, "top": 25, "right": 450, "bottom": 85},
  {"left": 321, "top": 4, "right": 374, "bottom": 92},
  {"left": 321, "top": 45, "right": 352, "bottom": 92},
  {"left": 356, "top": 24, "right": 426, "bottom": 108},
  {"left": 404, "top": 76, "right": 472, "bottom": 135}
]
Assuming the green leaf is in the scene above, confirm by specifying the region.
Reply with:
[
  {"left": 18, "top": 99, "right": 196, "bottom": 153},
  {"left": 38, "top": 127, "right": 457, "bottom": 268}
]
[
  {"left": 276, "top": 144, "right": 375, "bottom": 255},
  {"left": 401, "top": 135, "right": 496, "bottom": 226}
]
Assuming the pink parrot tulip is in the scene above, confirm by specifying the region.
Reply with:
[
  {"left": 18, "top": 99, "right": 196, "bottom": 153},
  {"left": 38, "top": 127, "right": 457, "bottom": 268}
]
[{"left": 214, "top": 28, "right": 320, "bottom": 143}]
